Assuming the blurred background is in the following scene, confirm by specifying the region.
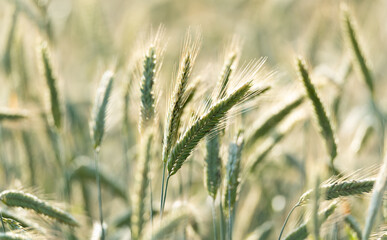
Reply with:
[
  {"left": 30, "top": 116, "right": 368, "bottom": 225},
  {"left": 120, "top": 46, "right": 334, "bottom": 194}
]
[{"left": 1, "top": 0, "right": 387, "bottom": 239}]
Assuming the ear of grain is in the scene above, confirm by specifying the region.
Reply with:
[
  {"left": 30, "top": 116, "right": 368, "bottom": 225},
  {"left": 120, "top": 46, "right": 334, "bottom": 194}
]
[
  {"left": 90, "top": 71, "right": 114, "bottom": 151},
  {"left": 131, "top": 132, "right": 153, "bottom": 239},
  {"left": 362, "top": 155, "right": 387, "bottom": 240},
  {"left": 0, "top": 209, "right": 43, "bottom": 233},
  {"left": 0, "top": 109, "right": 28, "bottom": 122},
  {"left": 298, "top": 179, "right": 375, "bottom": 205},
  {"left": 296, "top": 58, "right": 338, "bottom": 167},
  {"left": 205, "top": 135, "right": 222, "bottom": 200},
  {"left": 69, "top": 163, "right": 127, "bottom": 201},
  {"left": 40, "top": 42, "right": 62, "bottom": 130},
  {"left": 139, "top": 46, "right": 157, "bottom": 132},
  {"left": 0, "top": 190, "right": 79, "bottom": 227},
  {"left": 342, "top": 7, "right": 374, "bottom": 96},
  {"left": 162, "top": 33, "right": 201, "bottom": 163},
  {"left": 216, "top": 50, "right": 238, "bottom": 100},
  {"left": 244, "top": 96, "right": 304, "bottom": 150},
  {"left": 204, "top": 47, "right": 239, "bottom": 200},
  {"left": 224, "top": 134, "right": 244, "bottom": 219},
  {"left": 167, "top": 84, "right": 269, "bottom": 176},
  {"left": 283, "top": 203, "right": 336, "bottom": 240}
]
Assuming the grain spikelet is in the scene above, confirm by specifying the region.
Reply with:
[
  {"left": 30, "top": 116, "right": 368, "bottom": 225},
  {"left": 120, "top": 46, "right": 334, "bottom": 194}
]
[
  {"left": 224, "top": 134, "right": 244, "bottom": 217},
  {"left": 162, "top": 32, "right": 201, "bottom": 163},
  {"left": 167, "top": 84, "right": 269, "bottom": 176},
  {"left": 296, "top": 57, "right": 337, "bottom": 166},
  {"left": 0, "top": 109, "right": 28, "bottom": 122},
  {"left": 342, "top": 6, "right": 374, "bottom": 96},
  {"left": 0, "top": 190, "right": 79, "bottom": 227},
  {"left": 90, "top": 71, "right": 114, "bottom": 150},
  {"left": 40, "top": 42, "right": 62, "bottom": 130},
  {"left": 298, "top": 179, "right": 375, "bottom": 205}
]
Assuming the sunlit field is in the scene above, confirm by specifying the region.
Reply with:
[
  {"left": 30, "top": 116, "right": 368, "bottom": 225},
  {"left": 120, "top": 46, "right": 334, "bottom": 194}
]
[{"left": 1, "top": 0, "right": 387, "bottom": 239}]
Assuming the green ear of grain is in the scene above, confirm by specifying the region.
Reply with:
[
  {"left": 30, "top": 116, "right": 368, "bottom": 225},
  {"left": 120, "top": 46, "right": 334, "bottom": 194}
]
[
  {"left": 167, "top": 84, "right": 269, "bottom": 176},
  {"left": 139, "top": 46, "right": 157, "bottom": 132},
  {"left": 283, "top": 203, "right": 336, "bottom": 240},
  {"left": 224, "top": 134, "right": 244, "bottom": 217},
  {"left": 0, "top": 190, "right": 79, "bottom": 227},
  {"left": 244, "top": 96, "right": 304, "bottom": 150},
  {"left": 40, "top": 42, "right": 62, "bottom": 130},
  {"left": 342, "top": 8, "right": 374, "bottom": 96},
  {"left": 217, "top": 52, "right": 237, "bottom": 100},
  {"left": 69, "top": 163, "right": 127, "bottom": 201},
  {"left": 0, "top": 109, "right": 28, "bottom": 122},
  {"left": 131, "top": 132, "right": 153, "bottom": 239},
  {"left": 298, "top": 179, "right": 375, "bottom": 205},
  {"left": 296, "top": 58, "right": 338, "bottom": 165},
  {"left": 162, "top": 53, "right": 196, "bottom": 163},
  {"left": 0, "top": 209, "right": 43, "bottom": 233},
  {"left": 204, "top": 49, "right": 238, "bottom": 200},
  {"left": 90, "top": 71, "right": 114, "bottom": 150},
  {"left": 205, "top": 135, "right": 222, "bottom": 199}
]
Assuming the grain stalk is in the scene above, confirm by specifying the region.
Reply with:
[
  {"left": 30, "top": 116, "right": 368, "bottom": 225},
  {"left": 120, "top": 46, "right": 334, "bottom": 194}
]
[
  {"left": 160, "top": 34, "right": 200, "bottom": 216},
  {"left": 90, "top": 71, "right": 114, "bottom": 240},
  {"left": 224, "top": 134, "right": 244, "bottom": 240},
  {"left": 132, "top": 132, "right": 153, "bottom": 239}
]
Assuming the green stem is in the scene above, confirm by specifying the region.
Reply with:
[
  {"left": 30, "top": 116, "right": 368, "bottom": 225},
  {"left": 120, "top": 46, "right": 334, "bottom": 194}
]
[
  {"left": 278, "top": 203, "right": 300, "bottom": 240},
  {"left": 0, "top": 212, "right": 5, "bottom": 232},
  {"left": 219, "top": 189, "right": 225, "bottom": 240},
  {"left": 160, "top": 162, "right": 166, "bottom": 219},
  {"left": 162, "top": 175, "right": 171, "bottom": 214},
  {"left": 228, "top": 187, "right": 232, "bottom": 240},
  {"left": 94, "top": 150, "right": 105, "bottom": 240},
  {"left": 150, "top": 176, "right": 153, "bottom": 232},
  {"left": 212, "top": 199, "right": 218, "bottom": 240}
]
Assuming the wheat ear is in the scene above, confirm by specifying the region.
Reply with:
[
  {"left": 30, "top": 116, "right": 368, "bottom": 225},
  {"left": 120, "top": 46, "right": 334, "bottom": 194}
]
[
  {"left": 40, "top": 42, "right": 62, "bottom": 130},
  {"left": 0, "top": 190, "right": 79, "bottom": 227},
  {"left": 296, "top": 57, "right": 338, "bottom": 170}
]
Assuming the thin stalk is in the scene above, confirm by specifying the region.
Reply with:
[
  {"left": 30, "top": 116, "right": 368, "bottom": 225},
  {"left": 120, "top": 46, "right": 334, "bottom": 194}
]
[
  {"left": 228, "top": 186, "right": 232, "bottom": 240},
  {"left": 150, "top": 177, "right": 153, "bottom": 233},
  {"left": 219, "top": 188, "right": 225, "bottom": 240},
  {"left": 160, "top": 162, "right": 166, "bottom": 219},
  {"left": 0, "top": 212, "right": 5, "bottom": 232},
  {"left": 278, "top": 203, "right": 300, "bottom": 240},
  {"left": 211, "top": 199, "right": 218, "bottom": 240},
  {"left": 162, "top": 175, "right": 171, "bottom": 213},
  {"left": 94, "top": 150, "right": 105, "bottom": 240}
]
